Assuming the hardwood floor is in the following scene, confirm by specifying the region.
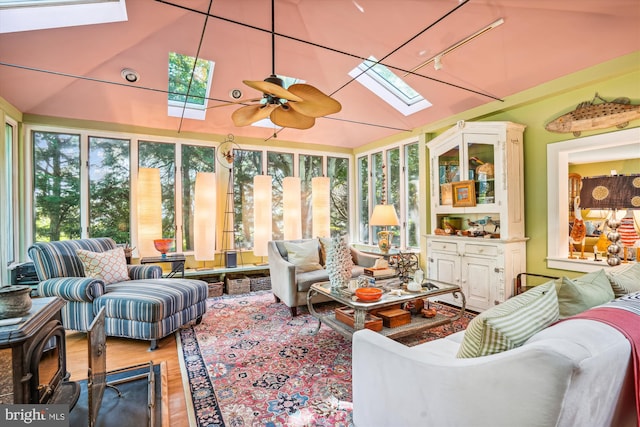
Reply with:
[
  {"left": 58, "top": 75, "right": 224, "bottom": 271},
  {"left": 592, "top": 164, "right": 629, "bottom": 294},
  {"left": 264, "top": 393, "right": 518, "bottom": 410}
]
[{"left": 65, "top": 331, "right": 190, "bottom": 427}]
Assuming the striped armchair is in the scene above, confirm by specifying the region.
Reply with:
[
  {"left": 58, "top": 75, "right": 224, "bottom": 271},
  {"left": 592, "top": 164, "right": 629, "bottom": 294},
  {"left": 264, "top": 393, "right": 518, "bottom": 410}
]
[{"left": 29, "top": 238, "right": 208, "bottom": 350}]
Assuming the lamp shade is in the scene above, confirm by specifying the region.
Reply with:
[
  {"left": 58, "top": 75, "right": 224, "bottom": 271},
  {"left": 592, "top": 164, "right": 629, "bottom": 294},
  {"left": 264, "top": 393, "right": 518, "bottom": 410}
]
[
  {"left": 194, "top": 172, "right": 216, "bottom": 261},
  {"left": 370, "top": 204, "right": 400, "bottom": 226},
  {"left": 283, "top": 177, "right": 302, "bottom": 240},
  {"left": 312, "top": 176, "right": 331, "bottom": 238},
  {"left": 253, "top": 175, "right": 272, "bottom": 257},
  {"left": 137, "top": 167, "right": 162, "bottom": 258},
  {"left": 580, "top": 175, "right": 640, "bottom": 209}
]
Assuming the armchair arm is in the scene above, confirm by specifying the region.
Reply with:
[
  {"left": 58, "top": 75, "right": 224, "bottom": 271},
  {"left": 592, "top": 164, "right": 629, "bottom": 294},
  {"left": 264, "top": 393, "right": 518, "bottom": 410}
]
[
  {"left": 128, "top": 264, "right": 162, "bottom": 280},
  {"left": 350, "top": 247, "right": 380, "bottom": 268},
  {"left": 38, "top": 277, "right": 105, "bottom": 302},
  {"left": 268, "top": 242, "right": 298, "bottom": 308}
]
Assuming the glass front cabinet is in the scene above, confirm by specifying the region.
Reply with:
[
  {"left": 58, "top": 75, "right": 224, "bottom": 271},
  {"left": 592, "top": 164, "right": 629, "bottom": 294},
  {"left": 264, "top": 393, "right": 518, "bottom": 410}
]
[{"left": 426, "top": 121, "right": 527, "bottom": 312}]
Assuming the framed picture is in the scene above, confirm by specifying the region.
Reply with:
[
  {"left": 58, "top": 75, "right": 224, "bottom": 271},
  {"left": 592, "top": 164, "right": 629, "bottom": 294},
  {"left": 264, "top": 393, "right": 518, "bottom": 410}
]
[
  {"left": 440, "top": 183, "right": 452, "bottom": 205},
  {"left": 452, "top": 180, "right": 476, "bottom": 207}
]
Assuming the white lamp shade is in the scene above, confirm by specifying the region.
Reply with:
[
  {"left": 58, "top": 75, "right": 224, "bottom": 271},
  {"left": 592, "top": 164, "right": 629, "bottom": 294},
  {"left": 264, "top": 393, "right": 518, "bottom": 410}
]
[
  {"left": 253, "top": 175, "right": 272, "bottom": 257},
  {"left": 312, "top": 176, "right": 331, "bottom": 238},
  {"left": 283, "top": 177, "right": 302, "bottom": 240},
  {"left": 194, "top": 172, "right": 216, "bottom": 261},
  {"left": 137, "top": 167, "right": 162, "bottom": 257},
  {"left": 370, "top": 204, "right": 400, "bottom": 226}
]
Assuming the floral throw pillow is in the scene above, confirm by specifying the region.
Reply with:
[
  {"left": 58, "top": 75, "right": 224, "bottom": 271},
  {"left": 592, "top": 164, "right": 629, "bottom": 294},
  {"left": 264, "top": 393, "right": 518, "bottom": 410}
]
[{"left": 76, "top": 247, "right": 130, "bottom": 285}]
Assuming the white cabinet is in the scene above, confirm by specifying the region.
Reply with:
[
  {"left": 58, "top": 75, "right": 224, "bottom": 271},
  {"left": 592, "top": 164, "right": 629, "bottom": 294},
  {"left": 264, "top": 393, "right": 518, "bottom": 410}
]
[
  {"left": 426, "top": 121, "right": 527, "bottom": 312},
  {"left": 427, "top": 237, "right": 527, "bottom": 312}
]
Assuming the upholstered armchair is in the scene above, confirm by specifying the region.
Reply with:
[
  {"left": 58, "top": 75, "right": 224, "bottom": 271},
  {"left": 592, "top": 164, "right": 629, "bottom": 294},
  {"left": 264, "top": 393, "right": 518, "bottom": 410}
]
[
  {"left": 29, "top": 238, "right": 208, "bottom": 350},
  {"left": 268, "top": 238, "right": 380, "bottom": 316}
]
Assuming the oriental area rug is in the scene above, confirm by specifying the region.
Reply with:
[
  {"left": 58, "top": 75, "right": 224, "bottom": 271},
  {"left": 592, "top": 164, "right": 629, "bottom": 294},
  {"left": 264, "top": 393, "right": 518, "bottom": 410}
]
[{"left": 177, "top": 291, "right": 474, "bottom": 427}]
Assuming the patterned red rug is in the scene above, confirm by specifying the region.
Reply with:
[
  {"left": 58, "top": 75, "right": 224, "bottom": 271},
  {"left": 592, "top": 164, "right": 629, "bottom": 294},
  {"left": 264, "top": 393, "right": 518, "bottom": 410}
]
[{"left": 177, "top": 291, "right": 474, "bottom": 427}]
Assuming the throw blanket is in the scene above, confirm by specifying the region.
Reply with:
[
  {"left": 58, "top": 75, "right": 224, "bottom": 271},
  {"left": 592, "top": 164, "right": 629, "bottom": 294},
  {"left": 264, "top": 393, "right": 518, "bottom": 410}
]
[{"left": 571, "top": 293, "right": 640, "bottom": 426}]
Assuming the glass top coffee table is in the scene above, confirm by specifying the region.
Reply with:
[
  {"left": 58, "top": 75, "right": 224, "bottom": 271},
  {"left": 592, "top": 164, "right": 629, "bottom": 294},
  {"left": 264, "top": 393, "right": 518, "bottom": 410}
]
[{"left": 307, "top": 278, "right": 466, "bottom": 340}]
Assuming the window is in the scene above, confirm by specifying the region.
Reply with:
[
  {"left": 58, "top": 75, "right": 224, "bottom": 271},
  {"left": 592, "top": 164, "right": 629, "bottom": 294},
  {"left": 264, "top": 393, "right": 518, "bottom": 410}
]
[
  {"left": 356, "top": 139, "right": 420, "bottom": 249},
  {"left": 299, "top": 154, "right": 323, "bottom": 238},
  {"left": 168, "top": 52, "right": 215, "bottom": 120},
  {"left": 328, "top": 156, "right": 349, "bottom": 237},
  {"left": 3, "top": 120, "right": 17, "bottom": 269},
  {"left": 139, "top": 141, "right": 176, "bottom": 239},
  {"left": 349, "top": 56, "right": 431, "bottom": 116},
  {"left": 33, "top": 131, "right": 81, "bottom": 242},
  {"left": 405, "top": 143, "right": 420, "bottom": 247},
  {"left": 357, "top": 156, "right": 369, "bottom": 242},
  {"left": 387, "top": 148, "right": 401, "bottom": 247},
  {"left": 88, "top": 136, "right": 130, "bottom": 244},
  {"left": 181, "top": 144, "right": 215, "bottom": 251},
  {"left": 233, "top": 149, "right": 262, "bottom": 250},
  {"left": 267, "top": 151, "right": 294, "bottom": 240}
]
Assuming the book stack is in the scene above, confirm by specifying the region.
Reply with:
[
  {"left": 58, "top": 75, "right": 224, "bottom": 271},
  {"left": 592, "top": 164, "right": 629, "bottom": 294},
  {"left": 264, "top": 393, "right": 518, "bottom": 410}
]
[{"left": 363, "top": 267, "right": 397, "bottom": 280}]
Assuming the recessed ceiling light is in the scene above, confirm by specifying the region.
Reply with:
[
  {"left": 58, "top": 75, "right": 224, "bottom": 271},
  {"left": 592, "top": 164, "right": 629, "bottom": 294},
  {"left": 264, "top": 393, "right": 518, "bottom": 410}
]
[{"left": 121, "top": 68, "right": 139, "bottom": 83}]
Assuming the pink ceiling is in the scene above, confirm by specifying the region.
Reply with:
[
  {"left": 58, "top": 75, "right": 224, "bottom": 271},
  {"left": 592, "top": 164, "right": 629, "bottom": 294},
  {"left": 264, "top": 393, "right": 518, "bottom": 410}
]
[{"left": 0, "top": 0, "right": 638, "bottom": 148}]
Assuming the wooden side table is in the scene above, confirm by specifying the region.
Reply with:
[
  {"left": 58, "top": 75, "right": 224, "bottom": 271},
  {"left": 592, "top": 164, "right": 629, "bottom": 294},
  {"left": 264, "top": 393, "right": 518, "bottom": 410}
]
[{"left": 140, "top": 254, "right": 186, "bottom": 278}]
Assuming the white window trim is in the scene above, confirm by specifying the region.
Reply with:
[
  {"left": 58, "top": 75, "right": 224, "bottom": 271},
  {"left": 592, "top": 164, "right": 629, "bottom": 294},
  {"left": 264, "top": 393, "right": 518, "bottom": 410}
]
[
  {"left": 0, "top": 0, "right": 128, "bottom": 34},
  {"left": 546, "top": 127, "right": 640, "bottom": 272}
]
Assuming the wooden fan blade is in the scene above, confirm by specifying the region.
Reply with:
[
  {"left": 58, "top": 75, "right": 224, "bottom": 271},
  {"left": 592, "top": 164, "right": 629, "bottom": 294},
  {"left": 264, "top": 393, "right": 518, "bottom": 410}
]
[
  {"left": 206, "top": 98, "right": 262, "bottom": 109},
  {"left": 243, "top": 80, "right": 303, "bottom": 102},
  {"left": 232, "top": 104, "right": 278, "bottom": 127},
  {"left": 271, "top": 107, "right": 315, "bottom": 130},
  {"left": 287, "top": 84, "right": 342, "bottom": 117}
]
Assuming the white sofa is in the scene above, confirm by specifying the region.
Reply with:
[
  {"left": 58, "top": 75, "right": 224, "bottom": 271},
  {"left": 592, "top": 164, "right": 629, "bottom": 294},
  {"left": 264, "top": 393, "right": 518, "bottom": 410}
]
[{"left": 353, "top": 305, "right": 636, "bottom": 427}]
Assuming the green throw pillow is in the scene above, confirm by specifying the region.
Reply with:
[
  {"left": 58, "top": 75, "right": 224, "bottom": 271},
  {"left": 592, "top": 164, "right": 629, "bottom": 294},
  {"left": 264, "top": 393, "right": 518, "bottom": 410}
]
[
  {"left": 457, "top": 281, "right": 559, "bottom": 358},
  {"left": 283, "top": 241, "right": 323, "bottom": 273},
  {"left": 555, "top": 269, "right": 614, "bottom": 318},
  {"left": 606, "top": 263, "right": 640, "bottom": 297}
]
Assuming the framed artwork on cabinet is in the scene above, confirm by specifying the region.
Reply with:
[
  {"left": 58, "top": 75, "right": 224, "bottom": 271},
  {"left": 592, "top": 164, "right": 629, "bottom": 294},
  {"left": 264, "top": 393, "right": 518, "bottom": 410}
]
[{"left": 452, "top": 180, "right": 476, "bottom": 207}]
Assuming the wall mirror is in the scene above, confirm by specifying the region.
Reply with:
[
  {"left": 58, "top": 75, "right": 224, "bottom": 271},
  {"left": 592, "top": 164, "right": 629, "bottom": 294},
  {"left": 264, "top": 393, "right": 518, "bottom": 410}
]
[{"left": 547, "top": 127, "right": 640, "bottom": 272}]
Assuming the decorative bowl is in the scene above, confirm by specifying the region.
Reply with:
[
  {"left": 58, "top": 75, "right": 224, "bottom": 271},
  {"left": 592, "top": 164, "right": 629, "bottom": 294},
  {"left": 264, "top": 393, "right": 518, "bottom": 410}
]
[
  {"left": 0, "top": 285, "right": 32, "bottom": 319},
  {"left": 355, "top": 287, "right": 383, "bottom": 302},
  {"left": 153, "top": 238, "right": 174, "bottom": 256}
]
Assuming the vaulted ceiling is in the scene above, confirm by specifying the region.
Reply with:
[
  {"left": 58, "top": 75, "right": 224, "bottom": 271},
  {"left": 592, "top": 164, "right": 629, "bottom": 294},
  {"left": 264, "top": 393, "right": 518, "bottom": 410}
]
[{"left": 0, "top": 0, "right": 638, "bottom": 148}]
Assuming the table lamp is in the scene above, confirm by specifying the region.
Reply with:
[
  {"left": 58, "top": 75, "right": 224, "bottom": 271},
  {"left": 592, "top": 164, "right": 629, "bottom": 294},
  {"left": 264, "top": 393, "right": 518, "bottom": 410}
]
[
  {"left": 370, "top": 204, "right": 399, "bottom": 253},
  {"left": 579, "top": 174, "right": 640, "bottom": 266}
]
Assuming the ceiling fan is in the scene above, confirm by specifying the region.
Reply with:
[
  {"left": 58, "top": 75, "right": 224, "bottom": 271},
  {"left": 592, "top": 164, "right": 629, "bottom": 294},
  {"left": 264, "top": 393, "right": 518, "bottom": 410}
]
[{"left": 230, "top": 0, "right": 342, "bottom": 130}]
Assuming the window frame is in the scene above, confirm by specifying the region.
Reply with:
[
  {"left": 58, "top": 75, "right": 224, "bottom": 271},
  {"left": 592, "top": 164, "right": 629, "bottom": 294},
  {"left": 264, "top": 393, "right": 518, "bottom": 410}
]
[{"left": 355, "top": 137, "right": 421, "bottom": 250}]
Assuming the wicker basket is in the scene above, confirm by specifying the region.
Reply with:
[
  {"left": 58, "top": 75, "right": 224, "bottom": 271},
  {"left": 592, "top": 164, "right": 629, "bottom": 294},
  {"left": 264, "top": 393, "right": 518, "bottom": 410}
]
[
  {"left": 225, "top": 275, "right": 250, "bottom": 295},
  {"left": 249, "top": 275, "right": 271, "bottom": 292},
  {"left": 207, "top": 282, "right": 224, "bottom": 298}
]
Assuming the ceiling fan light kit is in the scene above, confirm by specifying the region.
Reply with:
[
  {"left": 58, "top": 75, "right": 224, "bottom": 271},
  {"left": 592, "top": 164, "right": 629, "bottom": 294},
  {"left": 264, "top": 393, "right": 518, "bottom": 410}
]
[{"left": 231, "top": 0, "right": 342, "bottom": 130}]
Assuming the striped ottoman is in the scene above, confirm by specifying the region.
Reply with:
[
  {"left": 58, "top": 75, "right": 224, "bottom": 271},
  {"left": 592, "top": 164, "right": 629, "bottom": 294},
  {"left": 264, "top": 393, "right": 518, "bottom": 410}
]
[{"left": 95, "top": 278, "right": 208, "bottom": 350}]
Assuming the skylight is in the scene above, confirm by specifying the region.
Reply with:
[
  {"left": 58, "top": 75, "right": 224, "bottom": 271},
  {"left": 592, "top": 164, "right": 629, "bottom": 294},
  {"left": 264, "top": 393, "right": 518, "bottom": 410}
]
[
  {"left": 251, "top": 74, "right": 304, "bottom": 129},
  {"left": 349, "top": 56, "right": 431, "bottom": 116},
  {"left": 0, "top": 0, "right": 127, "bottom": 34},
  {"left": 167, "top": 52, "right": 215, "bottom": 121}
]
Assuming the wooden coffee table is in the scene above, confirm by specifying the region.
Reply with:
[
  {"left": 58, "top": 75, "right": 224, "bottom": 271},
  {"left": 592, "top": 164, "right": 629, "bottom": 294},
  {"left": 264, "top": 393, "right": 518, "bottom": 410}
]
[{"left": 307, "top": 278, "right": 466, "bottom": 340}]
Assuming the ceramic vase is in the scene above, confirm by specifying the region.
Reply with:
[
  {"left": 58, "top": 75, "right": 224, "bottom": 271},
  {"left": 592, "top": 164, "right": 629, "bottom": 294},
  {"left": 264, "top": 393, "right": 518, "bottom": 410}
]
[{"left": 325, "top": 236, "right": 353, "bottom": 290}]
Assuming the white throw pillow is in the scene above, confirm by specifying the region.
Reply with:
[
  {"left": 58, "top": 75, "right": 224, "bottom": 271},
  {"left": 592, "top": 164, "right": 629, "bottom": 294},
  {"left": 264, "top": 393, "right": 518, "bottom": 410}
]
[
  {"left": 76, "top": 247, "right": 130, "bottom": 285},
  {"left": 283, "top": 241, "right": 323, "bottom": 273}
]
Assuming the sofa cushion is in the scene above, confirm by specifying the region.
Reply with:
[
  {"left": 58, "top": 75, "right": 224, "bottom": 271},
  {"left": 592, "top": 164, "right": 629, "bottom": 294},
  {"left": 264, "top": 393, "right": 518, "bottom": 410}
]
[
  {"left": 555, "top": 269, "right": 614, "bottom": 318},
  {"left": 457, "top": 281, "right": 559, "bottom": 358},
  {"left": 77, "top": 247, "right": 130, "bottom": 285},
  {"left": 606, "top": 263, "right": 640, "bottom": 297},
  {"left": 283, "top": 240, "right": 323, "bottom": 273}
]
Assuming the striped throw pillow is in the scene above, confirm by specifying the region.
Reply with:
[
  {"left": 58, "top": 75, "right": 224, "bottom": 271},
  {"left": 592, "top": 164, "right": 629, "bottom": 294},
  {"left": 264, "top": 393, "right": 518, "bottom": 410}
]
[
  {"left": 76, "top": 247, "right": 130, "bottom": 285},
  {"left": 606, "top": 263, "right": 640, "bottom": 297},
  {"left": 457, "top": 281, "right": 559, "bottom": 358}
]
